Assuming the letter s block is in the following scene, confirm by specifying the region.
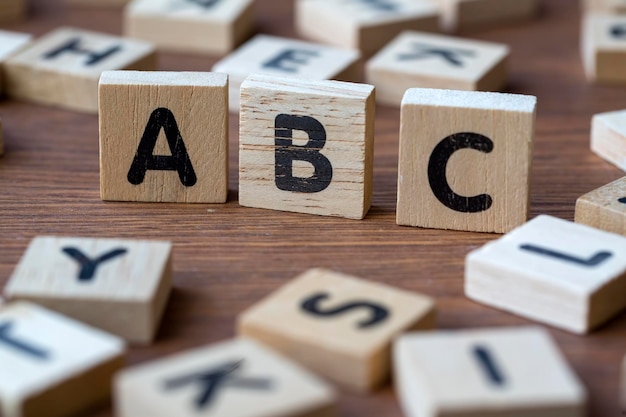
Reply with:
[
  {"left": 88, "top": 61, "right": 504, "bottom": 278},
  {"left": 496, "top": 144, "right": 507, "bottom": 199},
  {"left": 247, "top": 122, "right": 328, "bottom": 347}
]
[{"left": 397, "top": 88, "right": 536, "bottom": 233}]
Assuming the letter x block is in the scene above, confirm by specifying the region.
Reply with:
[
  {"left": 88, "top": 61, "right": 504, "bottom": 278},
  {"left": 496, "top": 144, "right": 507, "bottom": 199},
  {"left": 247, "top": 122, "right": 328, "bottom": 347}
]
[
  {"left": 583, "top": 13, "right": 626, "bottom": 84},
  {"left": 394, "top": 327, "right": 586, "bottom": 417},
  {"left": 115, "top": 338, "right": 336, "bottom": 417},
  {"left": 0, "top": 0, "right": 25, "bottom": 22},
  {"left": 0, "top": 30, "right": 31, "bottom": 93},
  {"left": 0, "top": 302, "right": 125, "bottom": 417},
  {"left": 576, "top": 176, "right": 626, "bottom": 236},
  {"left": 3, "top": 27, "right": 156, "bottom": 113},
  {"left": 239, "top": 74, "right": 375, "bottom": 219},
  {"left": 238, "top": 268, "right": 435, "bottom": 392},
  {"left": 4, "top": 236, "right": 172, "bottom": 345},
  {"left": 397, "top": 88, "right": 536, "bottom": 233},
  {"left": 590, "top": 109, "right": 626, "bottom": 171},
  {"left": 466, "top": 215, "right": 626, "bottom": 334},
  {"left": 439, "top": 0, "right": 539, "bottom": 32}
]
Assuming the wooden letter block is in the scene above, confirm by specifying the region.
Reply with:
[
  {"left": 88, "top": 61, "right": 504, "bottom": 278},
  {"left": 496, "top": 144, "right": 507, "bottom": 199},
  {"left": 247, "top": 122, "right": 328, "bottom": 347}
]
[
  {"left": 212, "top": 35, "right": 360, "bottom": 112},
  {"left": 115, "top": 338, "right": 336, "bottom": 417},
  {"left": 238, "top": 268, "right": 435, "bottom": 392},
  {"left": 576, "top": 176, "right": 626, "bottom": 235},
  {"left": 366, "top": 31, "right": 509, "bottom": 107},
  {"left": 125, "top": 0, "right": 254, "bottom": 55},
  {"left": 4, "top": 27, "right": 156, "bottom": 113},
  {"left": 397, "top": 88, "right": 536, "bottom": 233},
  {"left": 394, "top": 327, "right": 586, "bottom": 417},
  {"left": 0, "top": 0, "right": 25, "bottom": 22},
  {"left": 466, "top": 215, "right": 626, "bottom": 333},
  {"left": 99, "top": 71, "right": 228, "bottom": 203},
  {"left": 582, "top": 13, "right": 626, "bottom": 83},
  {"left": 440, "top": 0, "right": 539, "bottom": 32},
  {"left": 0, "top": 30, "right": 32, "bottom": 93},
  {"left": 239, "top": 75, "right": 375, "bottom": 219},
  {"left": 4, "top": 236, "right": 172, "bottom": 344},
  {"left": 0, "top": 302, "right": 125, "bottom": 417},
  {"left": 591, "top": 109, "right": 626, "bottom": 170},
  {"left": 296, "top": 0, "right": 439, "bottom": 58}
]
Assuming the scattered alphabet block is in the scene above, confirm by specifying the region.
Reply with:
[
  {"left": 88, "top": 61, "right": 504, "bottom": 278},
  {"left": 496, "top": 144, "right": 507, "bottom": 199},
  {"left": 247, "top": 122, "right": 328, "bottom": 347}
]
[
  {"left": 394, "top": 327, "right": 586, "bottom": 417},
  {"left": 115, "top": 338, "right": 337, "bottom": 417},
  {"left": 576, "top": 176, "right": 626, "bottom": 235},
  {"left": 125, "top": 0, "right": 255, "bottom": 55},
  {"left": 439, "top": 0, "right": 539, "bottom": 32},
  {"left": 466, "top": 215, "right": 626, "bottom": 333},
  {"left": 0, "top": 301, "right": 125, "bottom": 417},
  {"left": 238, "top": 268, "right": 435, "bottom": 392},
  {"left": 4, "top": 236, "right": 172, "bottom": 345},
  {"left": 591, "top": 109, "right": 626, "bottom": 170},
  {"left": 0, "top": 30, "right": 32, "bottom": 93},
  {"left": 212, "top": 35, "right": 360, "bottom": 112},
  {"left": 296, "top": 0, "right": 439, "bottom": 58},
  {"left": 366, "top": 31, "right": 509, "bottom": 107},
  {"left": 3, "top": 27, "right": 156, "bottom": 113},
  {"left": 397, "top": 88, "right": 536, "bottom": 233},
  {"left": 582, "top": 13, "right": 626, "bottom": 84},
  {"left": 0, "top": 0, "right": 25, "bottom": 22},
  {"left": 239, "top": 75, "right": 375, "bottom": 219},
  {"left": 99, "top": 71, "right": 228, "bottom": 203}
]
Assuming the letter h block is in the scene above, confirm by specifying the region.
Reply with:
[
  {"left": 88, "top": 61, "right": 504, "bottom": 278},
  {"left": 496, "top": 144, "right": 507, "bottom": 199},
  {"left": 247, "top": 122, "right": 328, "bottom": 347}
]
[{"left": 239, "top": 74, "right": 375, "bottom": 220}]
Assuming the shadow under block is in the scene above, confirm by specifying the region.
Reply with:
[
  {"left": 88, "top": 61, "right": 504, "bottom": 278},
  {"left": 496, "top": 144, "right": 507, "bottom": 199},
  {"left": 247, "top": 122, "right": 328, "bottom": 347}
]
[
  {"left": 0, "top": 30, "right": 32, "bottom": 93},
  {"left": 440, "top": 0, "right": 539, "bottom": 32},
  {"left": 3, "top": 27, "right": 156, "bottom": 113},
  {"left": 466, "top": 215, "right": 626, "bottom": 334},
  {"left": 3, "top": 236, "right": 173, "bottom": 345},
  {"left": 99, "top": 71, "right": 228, "bottom": 203},
  {"left": 295, "top": 0, "right": 439, "bottom": 58},
  {"left": 582, "top": 13, "right": 626, "bottom": 84},
  {"left": 0, "top": 0, "right": 25, "bottom": 22},
  {"left": 237, "top": 268, "right": 436, "bottom": 392},
  {"left": 576, "top": 176, "right": 626, "bottom": 235},
  {"left": 394, "top": 327, "right": 586, "bottom": 417},
  {"left": 212, "top": 35, "right": 361, "bottom": 112},
  {"left": 396, "top": 88, "right": 536, "bottom": 233},
  {"left": 366, "top": 31, "right": 509, "bottom": 107},
  {"left": 591, "top": 109, "right": 626, "bottom": 170},
  {"left": 124, "top": 0, "right": 254, "bottom": 55},
  {"left": 239, "top": 75, "right": 375, "bottom": 219},
  {"left": 115, "top": 338, "right": 337, "bottom": 417},
  {"left": 0, "top": 302, "right": 125, "bottom": 417}
]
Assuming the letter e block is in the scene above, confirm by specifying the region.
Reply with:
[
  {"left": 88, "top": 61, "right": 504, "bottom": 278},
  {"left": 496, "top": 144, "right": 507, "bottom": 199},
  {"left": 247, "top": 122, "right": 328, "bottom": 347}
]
[
  {"left": 583, "top": 13, "right": 626, "bottom": 84},
  {"left": 440, "top": 0, "right": 539, "bottom": 32},
  {"left": 576, "top": 176, "right": 626, "bottom": 235},
  {"left": 590, "top": 109, "right": 626, "bottom": 170}
]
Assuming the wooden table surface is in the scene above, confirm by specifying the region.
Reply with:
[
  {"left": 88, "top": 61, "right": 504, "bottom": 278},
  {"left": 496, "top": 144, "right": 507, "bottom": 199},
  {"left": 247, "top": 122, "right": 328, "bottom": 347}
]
[{"left": 1, "top": 0, "right": 625, "bottom": 416}]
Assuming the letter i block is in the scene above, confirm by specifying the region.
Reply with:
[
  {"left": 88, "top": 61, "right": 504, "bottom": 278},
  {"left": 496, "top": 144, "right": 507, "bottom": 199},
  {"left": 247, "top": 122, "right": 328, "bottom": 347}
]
[
  {"left": 4, "top": 236, "right": 172, "bottom": 345},
  {"left": 0, "top": 0, "right": 25, "bottom": 22},
  {"left": 397, "top": 88, "right": 536, "bottom": 233},
  {"left": 99, "top": 71, "right": 228, "bottom": 203},
  {"left": 0, "top": 302, "right": 125, "bottom": 417},
  {"left": 576, "top": 176, "right": 626, "bottom": 236},
  {"left": 239, "top": 74, "right": 375, "bottom": 219},
  {"left": 238, "top": 268, "right": 435, "bottom": 392},
  {"left": 394, "top": 327, "right": 586, "bottom": 417},
  {"left": 583, "top": 13, "right": 626, "bottom": 84}
]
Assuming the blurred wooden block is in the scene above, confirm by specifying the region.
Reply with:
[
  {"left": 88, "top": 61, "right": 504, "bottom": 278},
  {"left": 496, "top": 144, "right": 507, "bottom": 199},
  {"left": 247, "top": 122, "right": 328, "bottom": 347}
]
[
  {"left": 583, "top": 0, "right": 626, "bottom": 13},
  {"left": 397, "top": 88, "right": 536, "bottom": 233},
  {"left": 239, "top": 75, "right": 375, "bottom": 219},
  {"left": 4, "top": 27, "right": 156, "bottom": 113},
  {"left": 125, "top": 0, "right": 254, "bottom": 55},
  {"left": 296, "top": 0, "right": 439, "bottom": 58},
  {"left": 366, "top": 31, "right": 509, "bottom": 107},
  {"left": 582, "top": 13, "right": 626, "bottom": 83},
  {"left": 0, "top": 118, "right": 3, "bottom": 157},
  {"left": 238, "top": 268, "right": 435, "bottom": 392},
  {"left": 0, "top": 30, "right": 32, "bottom": 93},
  {"left": 0, "top": 302, "right": 125, "bottom": 417},
  {"left": 99, "top": 71, "right": 228, "bottom": 203},
  {"left": 440, "top": 0, "right": 539, "bottom": 32},
  {"left": 4, "top": 236, "right": 172, "bottom": 345},
  {"left": 0, "top": 0, "right": 25, "bottom": 22},
  {"left": 622, "top": 354, "right": 626, "bottom": 411},
  {"left": 576, "top": 176, "right": 626, "bottom": 235},
  {"left": 591, "top": 109, "right": 626, "bottom": 170},
  {"left": 212, "top": 35, "right": 360, "bottom": 112},
  {"left": 115, "top": 338, "right": 337, "bottom": 417},
  {"left": 466, "top": 215, "right": 626, "bottom": 333},
  {"left": 394, "top": 327, "right": 586, "bottom": 417}
]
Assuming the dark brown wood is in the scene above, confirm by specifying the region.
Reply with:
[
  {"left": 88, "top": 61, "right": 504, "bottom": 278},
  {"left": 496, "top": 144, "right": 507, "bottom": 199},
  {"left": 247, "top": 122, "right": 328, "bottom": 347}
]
[{"left": 0, "top": 1, "right": 625, "bottom": 416}]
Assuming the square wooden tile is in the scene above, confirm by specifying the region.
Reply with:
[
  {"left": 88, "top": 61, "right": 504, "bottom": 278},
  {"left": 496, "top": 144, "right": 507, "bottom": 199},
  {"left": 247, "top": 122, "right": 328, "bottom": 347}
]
[
  {"left": 0, "top": 30, "right": 32, "bottom": 93},
  {"left": 582, "top": 13, "right": 626, "bottom": 84},
  {"left": 591, "top": 109, "right": 626, "bottom": 170},
  {"left": 440, "top": 0, "right": 539, "bottom": 32},
  {"left": 0, "top": 0, "right": 25, "bottom": 22},
  {"left": 576, "top": 176, "right": 626, "bottom": 235}
]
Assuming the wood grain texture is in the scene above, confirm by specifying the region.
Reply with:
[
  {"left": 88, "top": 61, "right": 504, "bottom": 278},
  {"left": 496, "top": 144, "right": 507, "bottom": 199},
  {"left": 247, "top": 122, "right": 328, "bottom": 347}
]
[{"left": 0, "top": 1, "right": 625, "bottom": 416}]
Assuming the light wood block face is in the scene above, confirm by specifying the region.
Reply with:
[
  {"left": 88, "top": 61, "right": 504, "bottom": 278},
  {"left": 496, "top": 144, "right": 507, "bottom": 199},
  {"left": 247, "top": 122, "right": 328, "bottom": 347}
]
[
  {"left": 4, "top": 236, "right": 173, "bottom": 345},
  {"left": 394, "top": 327, "right": 586, "bottom": 417},
  {"left": 575, "top": 176, "right": 626, "bottom": 235},
  {"left": 440, "top": 0, "right": 539, "bottom": 32},
  {"left": 622, "top": 353, "right": 626, "bottom": 411},
  {"left": 212, "top": 35, "right": 361, "bottom": 112},
  {"left": 0, "top": 302, "right": 125, "bottom": 417},
  {"left": 366, "top": 31, "right": 509, "bottom": 107},
  {"left": 591, "top": 109, "right": 626, "bottom": 170},
  {"left": 115, "top": 338, "right": 337, "bottom": 417},
  {"left": 583, "top": 0, "right": 626, "bottom": 13},
  {"left": 239, "top": 75, "right": 375, "bottom": 220},
  {"left": 582, "top": 13, "right": 626, "bottom": 84},
  {"left": 4, "top": 27, "right": 156, "bottom": 113},
  {"left": 238, "top": 268, "right": 436, "bottom": 392},
  {"left": 99, "top": 71, "right": 228, "bottom": 203},
  {"left": 296, "top": 0, "right": 439, "bottom": 58},
  {"left": 397, "top": 88, "right": 536, "bottom": 233},
  {"left": 466, "top": 215, "right": 626, "bottom": 334},
  {"left": 125, "top": 0, "right": 254, "bottom": 55},
  {"left": 0, "top": 0, "right": 25, "bottom": 22},
  {"left": 0, "top": 30, "right": 32, "bottom": 93}
]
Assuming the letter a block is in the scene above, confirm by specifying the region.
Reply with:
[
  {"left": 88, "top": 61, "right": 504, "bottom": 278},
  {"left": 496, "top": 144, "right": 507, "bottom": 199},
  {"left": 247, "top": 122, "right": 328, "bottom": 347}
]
[
  {"left": 4, "top": 236, "right": 173, "bottom": 345},
  {"left": 394, "top": 327, "right": 586, "bottom": 417},
  {"left": 583, "top": 13, "right": 626, "bottom": 84},
  {"left": 590, "top": 109, "right": 626, "bottom": 171},
  {"left": 0, "top": 302, "right": 125, "bottom": 417},
  {"left": 237, "top": 268, "right": 435, "bottom": 392},
  {"left": 576, "top": 176, "right": 626, "bottom": 236},
  {"left": 239, "top": 75, "right": 375, "bottom": 219},
  {"left": 397, "top": 88, "right": 536, "bottom": 233},
  {"left": 99, "top": 71, "right": 228, "bottom": 203}
]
